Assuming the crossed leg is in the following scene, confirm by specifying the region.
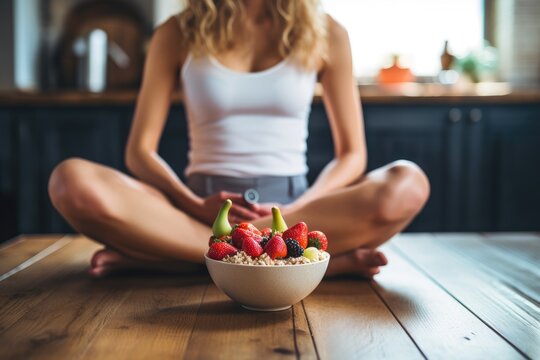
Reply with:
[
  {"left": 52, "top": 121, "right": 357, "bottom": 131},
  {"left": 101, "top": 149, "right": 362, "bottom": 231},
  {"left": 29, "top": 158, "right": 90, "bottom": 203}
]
[{"left": 48, "top": 158, "right": 429, "bottom": 278}]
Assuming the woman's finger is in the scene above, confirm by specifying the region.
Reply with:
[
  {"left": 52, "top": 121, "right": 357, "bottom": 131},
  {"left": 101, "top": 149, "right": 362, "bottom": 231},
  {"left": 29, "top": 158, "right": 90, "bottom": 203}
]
[
  {"left": 218, "top": 191, "right": 261, "bottom": 212},
  {"left": 218, "top": 191, "right": 244, "bottom": 202},
  {"left": 230, "top": 205, "right": 259, "bottom": 221}
]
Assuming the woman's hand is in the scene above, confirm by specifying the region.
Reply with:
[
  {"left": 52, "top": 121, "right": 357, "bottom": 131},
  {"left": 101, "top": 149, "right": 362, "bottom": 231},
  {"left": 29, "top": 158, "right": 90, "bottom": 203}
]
[
  {"left": 195, "top": 191, "right": 268, "bottom": 225},
  {"left": 255, "top": 203, "right": 279, "bottom": 217}
]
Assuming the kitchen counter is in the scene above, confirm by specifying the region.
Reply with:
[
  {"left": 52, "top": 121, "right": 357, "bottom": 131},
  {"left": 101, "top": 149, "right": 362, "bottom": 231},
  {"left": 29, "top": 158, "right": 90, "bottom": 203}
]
[{"left": 1, "top": 83, "right": 540, "bottom": 106}]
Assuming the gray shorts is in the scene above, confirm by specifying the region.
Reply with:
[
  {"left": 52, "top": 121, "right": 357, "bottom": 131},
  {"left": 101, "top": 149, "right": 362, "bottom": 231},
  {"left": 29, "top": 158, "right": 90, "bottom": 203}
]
[{"left": 186, "top": 173, "right": 308, "bottom": 205}]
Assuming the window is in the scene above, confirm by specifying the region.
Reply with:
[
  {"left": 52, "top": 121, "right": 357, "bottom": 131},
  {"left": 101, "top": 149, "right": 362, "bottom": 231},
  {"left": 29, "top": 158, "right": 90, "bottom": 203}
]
[{"left": 321, "top": 0, "right": 485, "bottom": 79}]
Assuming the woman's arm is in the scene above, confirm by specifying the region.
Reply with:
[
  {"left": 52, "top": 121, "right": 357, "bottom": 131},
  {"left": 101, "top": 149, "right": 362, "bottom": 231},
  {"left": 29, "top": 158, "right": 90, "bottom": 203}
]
[
  {"left": 126, "top": 18, "right": 197, "bottom": 211},
  {"left": 125, "top": 18, "right": 260, "bottom": 224},
  {"left": 289, "top": 16, "right": 367, "bottom": 211}
]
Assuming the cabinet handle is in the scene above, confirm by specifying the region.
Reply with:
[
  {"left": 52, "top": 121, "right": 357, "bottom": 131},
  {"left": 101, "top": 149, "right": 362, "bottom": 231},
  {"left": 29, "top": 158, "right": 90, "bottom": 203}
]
[
  {"left": 448, "top": 108, "right": 462, "bottom": 123},
  {"left": 469, "top": 108, "right": 482, "bottom": 123}
]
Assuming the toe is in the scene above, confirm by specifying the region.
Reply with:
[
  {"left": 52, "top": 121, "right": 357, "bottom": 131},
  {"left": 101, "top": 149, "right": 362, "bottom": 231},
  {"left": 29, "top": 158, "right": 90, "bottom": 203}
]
[
  {"left": 88, "top": 265, "right": 109, "bottom": 278},
  {"left": 375, "top": 251, "right": 388, "bottom": 266},
  {"left": 353, "top": 249, "right": 387, "bottom": 268},
  {"left": 90, "top": 248, "right": 108, "bottom": 268},
  {"left": 356, "top": 266, "right": 380, "bottom": 279}
]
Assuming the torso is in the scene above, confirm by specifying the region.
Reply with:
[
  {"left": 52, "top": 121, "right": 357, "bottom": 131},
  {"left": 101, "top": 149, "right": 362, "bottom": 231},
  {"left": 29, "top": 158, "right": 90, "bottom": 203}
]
[
  {"left": 176, "top": 16, "right": 324, "bottom": 78},
  {"left": 176, "top": 13, "right": 322, "bottom": 178},
  {"left": 181, "top": 51, "right": 317, "bottom": 177}
]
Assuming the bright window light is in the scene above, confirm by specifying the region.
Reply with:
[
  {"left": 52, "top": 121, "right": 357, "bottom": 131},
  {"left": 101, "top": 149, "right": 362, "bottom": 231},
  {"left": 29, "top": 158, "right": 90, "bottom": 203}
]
[{"left": 321, "top": 0, "right": 485, "bottom": 78}]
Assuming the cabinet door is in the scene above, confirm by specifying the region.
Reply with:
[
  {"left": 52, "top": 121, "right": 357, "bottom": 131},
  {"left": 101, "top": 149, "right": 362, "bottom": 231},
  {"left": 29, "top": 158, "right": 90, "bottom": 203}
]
[
  {"left": 363, "top": 105, "right": 463, "bottom": 231},
  {"left": 477, "top": 105, "right": 540, "bottom": 230},
  {"left": 158, "top": 105, "right": 190, "bottom": 181},
  {"left": 307, "top": 103, "right": 334, "bottom": 185},
  {"left": 17, "top": 109, "right": 121, "bottom": 233},
  {"left": 0, "top": 110, "right": 17, "bottom": 242}
]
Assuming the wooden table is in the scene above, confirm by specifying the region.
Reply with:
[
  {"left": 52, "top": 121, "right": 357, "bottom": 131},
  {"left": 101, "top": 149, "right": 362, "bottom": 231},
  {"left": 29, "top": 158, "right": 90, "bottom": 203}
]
[{"left": 0, "top": 233, "right": 538, "bottom": 359}]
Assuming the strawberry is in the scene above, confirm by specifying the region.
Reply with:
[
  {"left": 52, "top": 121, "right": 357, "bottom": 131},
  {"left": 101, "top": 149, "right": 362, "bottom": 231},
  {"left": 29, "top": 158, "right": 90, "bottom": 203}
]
[
  {"left": 307, "top": 231, "right": 328, "bottom": 251},
  {"left": 264, "top": 235, "right": 287, "bottom": 259},
  {"left": 242, "top": 237, "right": 264, "bottom": 257},
  {"left": 208, "top": 235, "right": 232, "bottom": 247},
  {"left": 283, "top": 222, "right": 308, "bottom": 249},
  {"left": 232, "top": 227, "right": 262, "bottom": 249},
  {"left": 207, "top": 242, "right": 238, "bottom": 260},
  {"left": 234, "top": 222, "right": 262, "bottom": 236},
  {"left": 260, "top": 227, "right": 272, "bottom": 237}
]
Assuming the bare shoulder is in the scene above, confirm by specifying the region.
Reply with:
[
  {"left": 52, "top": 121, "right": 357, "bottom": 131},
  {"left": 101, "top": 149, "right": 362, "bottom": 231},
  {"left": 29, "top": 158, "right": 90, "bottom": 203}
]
[
  {"left": 317, "top": 14, "right": 352, "bottom": 75},
  {"left": 148, "top": 15, "right": 188, "bottom": 66},
  {"left": 325, "top": 14, "right": 349, "bottom": 46}
]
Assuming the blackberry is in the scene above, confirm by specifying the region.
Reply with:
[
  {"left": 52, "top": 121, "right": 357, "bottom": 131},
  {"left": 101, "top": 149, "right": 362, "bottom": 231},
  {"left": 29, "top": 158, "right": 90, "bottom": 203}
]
[
  {"left": 285, "top": 239, "right": 304, "bottom": 258},
  {"left": 260, "top": 236, "right": 271, "bottom": 249}
]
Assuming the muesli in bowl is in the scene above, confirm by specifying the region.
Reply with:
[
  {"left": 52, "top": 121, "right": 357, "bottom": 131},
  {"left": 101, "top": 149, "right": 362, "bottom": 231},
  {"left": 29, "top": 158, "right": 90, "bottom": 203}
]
[{"left": 204, "top": 200, "right": 330, "bottom": 311}]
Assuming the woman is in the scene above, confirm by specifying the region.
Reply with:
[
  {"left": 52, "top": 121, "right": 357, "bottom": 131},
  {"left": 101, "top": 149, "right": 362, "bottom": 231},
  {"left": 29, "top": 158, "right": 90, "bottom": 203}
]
[{"left": 48, "top": 0, "right": 429, "bottom": 278}]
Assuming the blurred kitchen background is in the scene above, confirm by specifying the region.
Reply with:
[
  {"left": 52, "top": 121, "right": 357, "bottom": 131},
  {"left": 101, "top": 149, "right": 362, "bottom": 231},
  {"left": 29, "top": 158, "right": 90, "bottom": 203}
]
[{"left": 0, "top": 0, "right": 539, "bottom": 242}]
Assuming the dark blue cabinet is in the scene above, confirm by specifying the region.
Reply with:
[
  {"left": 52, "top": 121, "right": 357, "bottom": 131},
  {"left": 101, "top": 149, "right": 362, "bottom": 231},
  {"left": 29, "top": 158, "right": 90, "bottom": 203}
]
[
  {"left": 363, "top": 105, "right": 464, "bottom": 231},
  {"left": 468, "top": 105, "right": 540, "bottom": 230},
  {"left": 0, "top": 110, "right": 17, "bottom": 241},
  {"left": 157, "top": 106, "right": 190, "bottom": 181},
  {"left": 17, "top": 109, "right": 122, "bottom": 233},
  {"left": 1, "top": 100, "right": 539, "bottom": 240},
  {"left": 308, "top": 102, "right": 540, "bottom": 232}
]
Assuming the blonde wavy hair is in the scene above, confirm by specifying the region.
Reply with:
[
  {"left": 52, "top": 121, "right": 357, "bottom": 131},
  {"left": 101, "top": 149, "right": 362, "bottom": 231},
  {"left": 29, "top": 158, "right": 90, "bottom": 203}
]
[{"left": 177, "top": 0, "right": 327, "bottom": 70}]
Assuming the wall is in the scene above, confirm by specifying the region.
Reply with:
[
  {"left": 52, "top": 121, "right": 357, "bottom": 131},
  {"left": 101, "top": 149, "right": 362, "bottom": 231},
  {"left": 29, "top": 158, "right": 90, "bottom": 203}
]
[
  {"left": 0, "top": 1, "right": 15, "bottom": 90},
  {"left": 15, "top": 0, "right": 42, "bottom": 90},
  {"left": 511, "top": 0, "right": 540, "bottom": 84}
]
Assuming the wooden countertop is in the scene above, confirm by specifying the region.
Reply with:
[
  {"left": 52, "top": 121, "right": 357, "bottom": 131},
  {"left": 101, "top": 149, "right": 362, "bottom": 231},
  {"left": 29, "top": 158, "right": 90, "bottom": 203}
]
[
  {"left": 1, "top": 83, "right": 540, "bottom": 106},
  {"left": 1, "top": 232, "right": 538, "bottom": 359}
]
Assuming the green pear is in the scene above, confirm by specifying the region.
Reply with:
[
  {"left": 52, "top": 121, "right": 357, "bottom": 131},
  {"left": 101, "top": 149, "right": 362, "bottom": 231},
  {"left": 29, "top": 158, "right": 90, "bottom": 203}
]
[
  {"left": 271, "top": 206, "right": 288, "bottom": 234},
  {"left": 212, "top": 199, "right": 233, "bottom": 237}
]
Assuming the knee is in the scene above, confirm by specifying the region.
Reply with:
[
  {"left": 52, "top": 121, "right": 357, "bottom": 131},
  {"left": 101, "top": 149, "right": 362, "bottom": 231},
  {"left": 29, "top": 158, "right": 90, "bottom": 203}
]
[
  {"left": 373, "top": 160, "right": 430, "bottom": 223},
  {"left": 48, "top": 158, "right": 116, "bottom": 221}
]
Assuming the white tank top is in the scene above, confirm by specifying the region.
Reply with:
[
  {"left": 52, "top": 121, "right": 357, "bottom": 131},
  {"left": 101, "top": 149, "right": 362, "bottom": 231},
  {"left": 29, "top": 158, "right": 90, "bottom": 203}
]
[{"left": 180, "top": 53, "right": 317, "bottom": 177}]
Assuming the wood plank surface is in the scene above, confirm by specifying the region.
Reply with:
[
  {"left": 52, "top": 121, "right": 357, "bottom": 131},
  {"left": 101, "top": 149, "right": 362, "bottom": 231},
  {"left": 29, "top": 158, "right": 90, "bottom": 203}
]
[
  {"left": 393, "top": 233, "right": 539, "bottom": 359},
  {"left": 183, "top": 284, "right": 314, "bottom": 359},
  {"left": 293, "top": 302, "right": 318, "bottom": 360},
  {"left": 0, "top": 235, "right": 65, "bottom": 277},
  {"left": 481, "top": 233, "right": 540, "bottom": 268},
  {"left": 433, "top": 233, "right": 540, "bottom": 304},
  {"left": 0, "top": 271, "right": 131, "bottom": 359},
  {"left": 0, "top": 237, "right": 99, "bottom": 334},
  {"left": 82, "top": 277, "right": 208, "bottom": 360},
  {"left": 372, "top": 244, "right": 523, "bottom": 359},
  {"left": 1, "top": 233, "right": 537, "bottom": 359},
  {"left": 302, "top": 278, "right": 423, "bottom": 359}
]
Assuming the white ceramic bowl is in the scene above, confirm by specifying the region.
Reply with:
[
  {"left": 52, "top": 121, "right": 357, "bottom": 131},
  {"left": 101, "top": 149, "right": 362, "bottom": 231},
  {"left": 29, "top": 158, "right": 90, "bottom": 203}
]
[{"left": 205, "top": 254, "right": 330, "bottom": 311}]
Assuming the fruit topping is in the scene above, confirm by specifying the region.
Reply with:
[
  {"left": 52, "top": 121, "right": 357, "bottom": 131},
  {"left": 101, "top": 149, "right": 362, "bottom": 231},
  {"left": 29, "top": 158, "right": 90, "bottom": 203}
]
[
  {"left": 260, "top": 236, "right": 271, "bottom": 249},
  {"left": 242, "top": 237, "right": 264, "bottom": 258},
  {"left": 283, "top": 222, "right": 308, "bottom": 249},
  {"left": 285, "top": 239, "right": 304, "bottom": 258},
  {"left": 307, "top": 231, "right": 328, "bottom": 251},
  {"left": 232, "top": 227, "right": 262, "bottom": 249},
  {"left": 208, "top": 235, "right": 232, "bottom": 247},
  {"left": 212, "top": 199, "right": 233, "bottom": 237},
  {"left": 206, "top": 201, "right": 328, "bottom": 264},
  {"left": 234, "top": 222, "right": 262, "bottom": 236},
  {"left": 208, "top": 242, "right": 238, "bottom": 260},
  {"left": 264, "top": 235, "right": 287, "bottom": 259},
  {"left": 271, "top": 206, "right": 288, "bottom": 234},
  {"left": 303, "top": 247, "right": 319, "bottom": 261},
  {"left": 260, "top": 227, "right": 272, "bottom": 237}
]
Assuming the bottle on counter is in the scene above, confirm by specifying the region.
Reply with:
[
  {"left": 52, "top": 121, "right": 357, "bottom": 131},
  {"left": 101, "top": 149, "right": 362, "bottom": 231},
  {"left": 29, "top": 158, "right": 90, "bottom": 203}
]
[
  {"left": 377, "top": 54, "right": 415, "bottom": 84},
  {"left": 438, "top": 40, "right": 459, "bottom": 85},
  {"left": 440, "top": 40, "right": 455, "bottom": 71}
]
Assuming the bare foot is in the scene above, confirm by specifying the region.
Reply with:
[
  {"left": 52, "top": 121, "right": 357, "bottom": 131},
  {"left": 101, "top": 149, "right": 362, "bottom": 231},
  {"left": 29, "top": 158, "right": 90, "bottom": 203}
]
[
  {"left": 89, "top": 248, "right": 204, "bottom": 278},
  {"left": 325, "top": 248, "right": 388, "bottom": 279}
]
